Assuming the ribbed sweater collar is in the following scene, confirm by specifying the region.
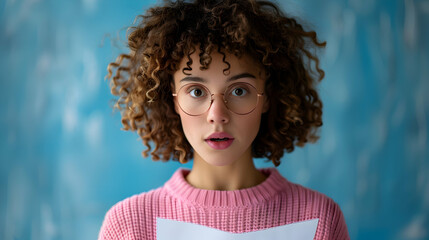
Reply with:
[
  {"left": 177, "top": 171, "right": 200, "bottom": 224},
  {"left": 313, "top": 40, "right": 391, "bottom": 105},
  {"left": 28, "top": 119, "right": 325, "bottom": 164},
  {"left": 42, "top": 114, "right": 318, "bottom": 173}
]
[{"left": 164, "top": 168, "right": 288, "bottom": 208}]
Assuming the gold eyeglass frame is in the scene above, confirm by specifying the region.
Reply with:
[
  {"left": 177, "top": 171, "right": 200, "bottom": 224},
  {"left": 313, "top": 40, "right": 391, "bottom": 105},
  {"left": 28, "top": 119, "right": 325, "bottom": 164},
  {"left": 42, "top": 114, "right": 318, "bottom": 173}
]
[{"left": 172, "top": 82, "right": 264, "bottom": 116}]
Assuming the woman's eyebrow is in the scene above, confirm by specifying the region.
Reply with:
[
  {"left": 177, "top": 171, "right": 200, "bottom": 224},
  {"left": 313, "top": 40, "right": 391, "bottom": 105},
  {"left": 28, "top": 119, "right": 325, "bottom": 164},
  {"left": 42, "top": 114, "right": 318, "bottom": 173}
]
[
  {"left": 180, "top": 76, "right": 206, "bottom": 83},
  {"left": 227, "top": 73, "right": 256, "bottom": 82},
  {"left": 180, "top": 73, "right": 256, "bottom": 83}
]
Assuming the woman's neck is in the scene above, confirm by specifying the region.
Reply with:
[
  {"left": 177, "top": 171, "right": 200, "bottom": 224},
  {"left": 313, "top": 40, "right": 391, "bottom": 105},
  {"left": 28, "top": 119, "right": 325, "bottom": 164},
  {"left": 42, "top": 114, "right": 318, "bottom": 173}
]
[{"left": 185, "top": 151, "right": 267, "bottom": 191}]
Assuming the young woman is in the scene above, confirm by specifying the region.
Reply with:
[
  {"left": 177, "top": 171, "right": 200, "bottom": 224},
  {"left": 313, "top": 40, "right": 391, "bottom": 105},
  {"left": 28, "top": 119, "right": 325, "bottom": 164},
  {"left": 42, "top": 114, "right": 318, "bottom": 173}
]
[{"left": 99, "top": 0, "right": 349, "bottom": 239}]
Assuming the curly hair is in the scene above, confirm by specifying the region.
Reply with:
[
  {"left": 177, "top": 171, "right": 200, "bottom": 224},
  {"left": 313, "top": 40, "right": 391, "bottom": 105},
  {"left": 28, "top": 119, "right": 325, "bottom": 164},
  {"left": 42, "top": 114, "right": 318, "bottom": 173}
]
[{"left": 107, "top": 0, "right": 325, "bottom": 166}]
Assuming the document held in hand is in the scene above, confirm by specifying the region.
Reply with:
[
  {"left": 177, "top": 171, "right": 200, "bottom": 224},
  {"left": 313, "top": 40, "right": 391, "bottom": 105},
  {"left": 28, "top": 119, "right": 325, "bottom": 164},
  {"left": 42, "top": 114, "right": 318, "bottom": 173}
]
[{"left": 157, "top": 218, "right": 319, "bottom": 240}]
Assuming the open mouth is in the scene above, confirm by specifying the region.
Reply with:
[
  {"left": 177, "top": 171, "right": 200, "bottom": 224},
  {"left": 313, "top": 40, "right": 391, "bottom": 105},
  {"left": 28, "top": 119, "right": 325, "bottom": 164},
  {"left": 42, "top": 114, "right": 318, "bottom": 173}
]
[
  {"left": 205, "top": 132, "right": 234, "bottom": 150},
  {"left": 209, "top": 138, "right": 231, "bottom": 142},
  {"left": 205, "top": 137, "right": 234, "bottom": 150}
]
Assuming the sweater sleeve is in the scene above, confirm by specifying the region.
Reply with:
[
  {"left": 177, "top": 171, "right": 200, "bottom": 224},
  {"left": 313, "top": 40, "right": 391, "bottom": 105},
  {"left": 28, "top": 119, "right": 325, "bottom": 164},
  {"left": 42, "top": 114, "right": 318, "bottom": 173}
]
[
  {"left": 98, "top": 204, "right": 124, "bottom": 240},
  {"left": 329, "top": 201, "right": 350, "bottom": 240},
  {"left": 98, "top": 196, "right": 146, "bottom": 240}
]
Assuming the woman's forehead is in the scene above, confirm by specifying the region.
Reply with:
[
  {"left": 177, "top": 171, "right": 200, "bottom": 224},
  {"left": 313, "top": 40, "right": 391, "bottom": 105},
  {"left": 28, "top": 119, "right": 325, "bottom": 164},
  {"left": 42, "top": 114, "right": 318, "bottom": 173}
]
[{"left": 174, "top": 49, "right": 266, "bottom": 80}]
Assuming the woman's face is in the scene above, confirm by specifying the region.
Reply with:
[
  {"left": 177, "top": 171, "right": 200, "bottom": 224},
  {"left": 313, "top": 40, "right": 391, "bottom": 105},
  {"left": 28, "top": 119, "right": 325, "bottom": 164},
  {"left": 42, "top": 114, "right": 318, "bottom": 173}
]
[{"left": 173, "top": 50, "right": 268, "bottom": 167}]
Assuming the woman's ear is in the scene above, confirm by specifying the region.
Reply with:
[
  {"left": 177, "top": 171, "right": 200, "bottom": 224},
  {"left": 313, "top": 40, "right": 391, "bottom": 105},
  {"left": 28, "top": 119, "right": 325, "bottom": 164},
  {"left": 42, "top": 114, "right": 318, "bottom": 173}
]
[
  {"left": 171, "top": 81, "right": 180, "bottom": 114},
  {"left": 262, "top": 95, "right": 269, "bottom": 113},
  {"left": 260, "top": 70, "right": 270, "bottom": 113},
  {"left": 174, "top": 97, "right": 180, "bottom": 114}
]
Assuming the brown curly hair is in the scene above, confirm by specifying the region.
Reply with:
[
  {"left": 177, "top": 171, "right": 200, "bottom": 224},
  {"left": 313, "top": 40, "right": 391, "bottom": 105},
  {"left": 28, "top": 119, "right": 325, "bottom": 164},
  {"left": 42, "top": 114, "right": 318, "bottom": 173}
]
[{"left": 107, "top": 0, "right": 325, "bottom": 166}]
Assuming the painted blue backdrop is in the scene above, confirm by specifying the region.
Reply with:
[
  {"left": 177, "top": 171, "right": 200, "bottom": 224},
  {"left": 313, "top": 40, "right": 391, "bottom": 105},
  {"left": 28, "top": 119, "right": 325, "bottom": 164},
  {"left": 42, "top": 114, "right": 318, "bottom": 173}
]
[{"left": 1, "top": 0, "right": 428, "bottom": 239}]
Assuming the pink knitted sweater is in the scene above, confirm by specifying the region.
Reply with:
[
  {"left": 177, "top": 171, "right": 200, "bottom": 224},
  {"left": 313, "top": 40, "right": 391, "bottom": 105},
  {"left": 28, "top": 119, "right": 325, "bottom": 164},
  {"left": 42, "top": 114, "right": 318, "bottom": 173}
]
[{"left": 98, "top": 168, "right": 349, "bottom": 239}]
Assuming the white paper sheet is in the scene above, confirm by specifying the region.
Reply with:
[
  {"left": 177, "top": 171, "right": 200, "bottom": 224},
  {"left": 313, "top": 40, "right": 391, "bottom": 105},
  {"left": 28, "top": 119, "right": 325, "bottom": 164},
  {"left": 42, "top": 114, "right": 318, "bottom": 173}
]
[{"left": 157, "top": 217, "right": 319, "bottom": 240}]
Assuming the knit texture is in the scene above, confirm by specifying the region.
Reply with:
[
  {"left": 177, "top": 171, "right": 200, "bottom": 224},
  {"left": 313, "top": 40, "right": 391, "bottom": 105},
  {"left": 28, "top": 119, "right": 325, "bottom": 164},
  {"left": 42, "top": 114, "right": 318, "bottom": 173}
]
[{"left": 98, "top": 168, "right": 349, "bottom": 239}]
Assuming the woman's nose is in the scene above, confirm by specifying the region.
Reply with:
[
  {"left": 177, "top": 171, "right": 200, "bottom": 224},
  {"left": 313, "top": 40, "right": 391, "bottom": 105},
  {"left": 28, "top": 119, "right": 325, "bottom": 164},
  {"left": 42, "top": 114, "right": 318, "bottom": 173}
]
[{"left": 206, "top": 94, "right": 230, "bottom": 124}]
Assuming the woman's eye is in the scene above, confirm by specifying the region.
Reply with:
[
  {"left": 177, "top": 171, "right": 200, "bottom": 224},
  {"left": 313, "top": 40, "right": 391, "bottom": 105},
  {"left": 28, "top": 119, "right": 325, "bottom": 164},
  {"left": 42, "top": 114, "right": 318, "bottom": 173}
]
[
  {"left": 231, "top": 87, "right": 247, "bottom": 97},
  {"left": 189, "top": 88, "right": 205, "bottom": 98}
]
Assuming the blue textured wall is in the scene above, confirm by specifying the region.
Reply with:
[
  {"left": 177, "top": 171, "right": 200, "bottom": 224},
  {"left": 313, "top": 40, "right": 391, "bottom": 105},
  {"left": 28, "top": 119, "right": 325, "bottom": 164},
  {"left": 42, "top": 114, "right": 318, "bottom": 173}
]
[{"left": 1, "top": 0, "right": 428, "bottom": 239}]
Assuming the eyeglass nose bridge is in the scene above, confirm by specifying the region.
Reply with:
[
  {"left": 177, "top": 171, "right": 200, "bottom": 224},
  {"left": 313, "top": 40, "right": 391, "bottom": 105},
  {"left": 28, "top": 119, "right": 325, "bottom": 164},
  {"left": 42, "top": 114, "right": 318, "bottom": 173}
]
[{"left": 207, "top": 93, "right": 229, "bottom": 112}]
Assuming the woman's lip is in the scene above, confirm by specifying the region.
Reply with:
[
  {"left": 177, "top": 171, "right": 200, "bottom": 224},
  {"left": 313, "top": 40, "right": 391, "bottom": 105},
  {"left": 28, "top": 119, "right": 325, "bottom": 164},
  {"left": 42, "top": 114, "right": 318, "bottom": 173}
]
[
  {"left": 205, "top": 138, "right": 234, "bottom": 150},
  {"left": 205, "top": 132, "right": 234, "bottom": 140},
  {"left": 204, "top": 132, "right": 234, "bottom": 150}
]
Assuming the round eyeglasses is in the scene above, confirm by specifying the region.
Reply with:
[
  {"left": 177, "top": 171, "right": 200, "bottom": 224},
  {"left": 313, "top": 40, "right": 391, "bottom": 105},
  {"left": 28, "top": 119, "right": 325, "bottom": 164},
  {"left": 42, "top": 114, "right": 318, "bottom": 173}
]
[{"left": 172, "top": 82, "right": 264, "bottom": 116}]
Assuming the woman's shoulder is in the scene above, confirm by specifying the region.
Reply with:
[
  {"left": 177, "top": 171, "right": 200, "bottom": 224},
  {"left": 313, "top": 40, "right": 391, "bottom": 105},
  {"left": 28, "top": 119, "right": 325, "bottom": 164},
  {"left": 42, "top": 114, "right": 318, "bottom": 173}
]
[
  {"left": 270, "top": 169, "right": 342, "bottom": 217},
  {"left": 274, "top": 173, "right": 349, "bottom": 239},
  {"left": 98, "top": 187, "right": 166, "bottom": 240},
  {"left": 279, "top": 175, "right": 342, "bottom": 212},
  {"left": 103, "top": 185, "right": 169, "bottom": 219},
  {"left": 283, "top": 178, "right": 335, "bottom": 202},
  {"left": 264, "top": 168, "right": 337, "bottom": 205}
]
